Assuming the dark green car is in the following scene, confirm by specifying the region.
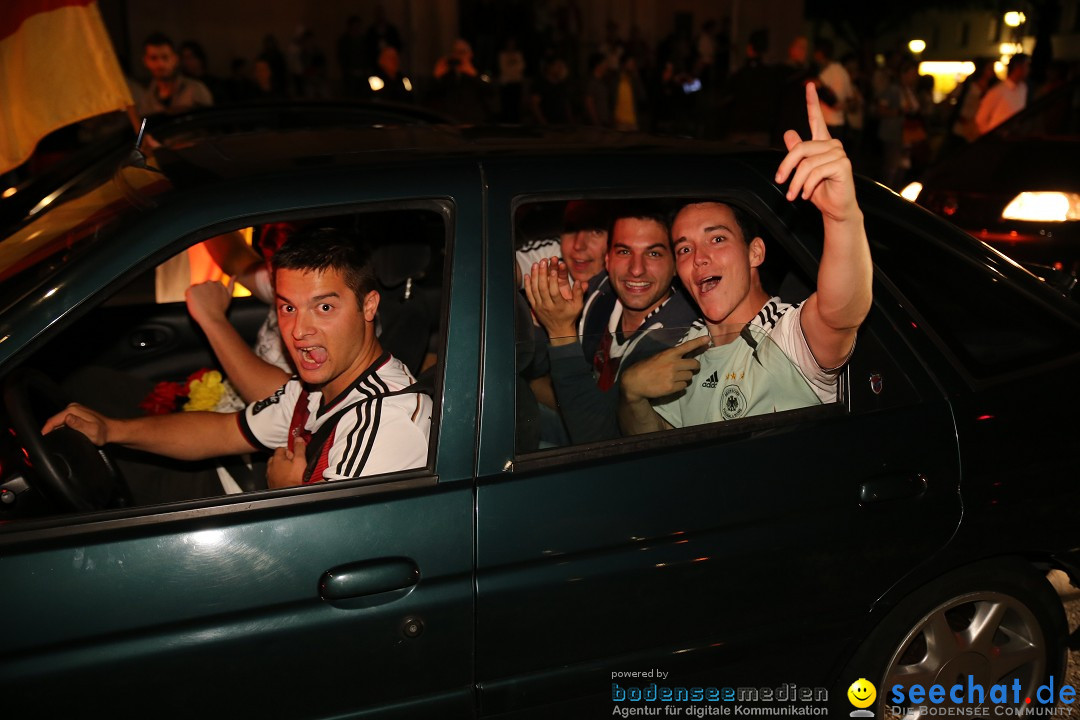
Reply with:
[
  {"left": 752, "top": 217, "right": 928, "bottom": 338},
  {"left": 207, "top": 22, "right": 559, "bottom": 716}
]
[{"left": 2, "top": 123, "right": 1079, "bottom": 719}]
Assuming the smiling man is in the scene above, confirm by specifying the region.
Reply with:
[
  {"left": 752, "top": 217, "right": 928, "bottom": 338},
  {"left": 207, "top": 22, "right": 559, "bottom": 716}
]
[
  {"left": 516, "top": 200, "right": 611, "bottom": 289},
  {"left": 524, "top": 204, "right": 698, "bottom": 443},
  {"left": 619, "top": 84, "right": 872, "bottom": 434},
  {"left": 43, "top": 228, "right": 431, "bottom": 490}
]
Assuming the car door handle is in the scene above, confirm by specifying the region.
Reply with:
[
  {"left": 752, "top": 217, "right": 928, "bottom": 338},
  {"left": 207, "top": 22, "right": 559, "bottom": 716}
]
[
  {"left": 318, "top": 558, "right": 419, "bottom": 601},
  {"left": 859, "top": 474, "right": 928, "bottom": 504}
]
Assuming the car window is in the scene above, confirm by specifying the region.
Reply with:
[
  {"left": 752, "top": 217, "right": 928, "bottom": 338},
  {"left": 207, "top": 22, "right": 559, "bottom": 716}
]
[
  {"left": 0, "top": 162, "right": 171, "bottom": 314},
  {"left": 0, "top": 203, "right": 448, "bottom": 522},
  {"left": 513, "top": 197, "right": 839, "bottom": 456},
  {"left": 865, "top": 213, "right": 1080, "bottom": 379}
]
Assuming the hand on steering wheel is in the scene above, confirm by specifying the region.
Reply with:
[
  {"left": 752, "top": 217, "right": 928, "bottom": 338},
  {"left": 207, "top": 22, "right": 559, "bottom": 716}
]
[{"left": 3, "top": 369, "right": 130, "bottom": 512}]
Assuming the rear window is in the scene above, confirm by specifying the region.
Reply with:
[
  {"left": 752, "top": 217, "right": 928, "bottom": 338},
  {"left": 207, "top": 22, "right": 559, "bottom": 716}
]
[{"left": 866, "top": 213, "right": 1080, "bottom": 378}]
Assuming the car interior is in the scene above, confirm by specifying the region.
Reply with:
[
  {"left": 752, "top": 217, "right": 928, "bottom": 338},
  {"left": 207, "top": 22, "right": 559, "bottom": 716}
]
[
  {"left": 0, "top": 205, "right": 447, "bottom": 518},
  {"left": 513, "top": 197, "right": 827, "bottom": 455}
]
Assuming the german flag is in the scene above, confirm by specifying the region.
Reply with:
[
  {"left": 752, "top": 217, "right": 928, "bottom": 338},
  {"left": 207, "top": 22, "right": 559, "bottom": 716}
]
[{"left": 0, "top": 0, "right": 133, "bottom": 174}]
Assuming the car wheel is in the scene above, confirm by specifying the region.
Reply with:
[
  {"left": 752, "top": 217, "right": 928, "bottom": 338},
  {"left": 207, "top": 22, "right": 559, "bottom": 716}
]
[{"left": 840, "top": 559, "right": 1068, "bottom": 720}]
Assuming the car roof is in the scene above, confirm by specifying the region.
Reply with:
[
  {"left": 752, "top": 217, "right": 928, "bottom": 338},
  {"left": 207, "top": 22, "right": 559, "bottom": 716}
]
[
  {"left": 153, "top": 124, "right": 772, "bottom": 185},
  {"left": 0, "top": 100, "right": 455, "bottom": 233}
]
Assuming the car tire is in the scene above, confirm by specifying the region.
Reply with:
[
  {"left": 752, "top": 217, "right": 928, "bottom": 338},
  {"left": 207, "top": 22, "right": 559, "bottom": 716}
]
[{"left": 836, "top": 558, "right": 1068, "bottom": 719}]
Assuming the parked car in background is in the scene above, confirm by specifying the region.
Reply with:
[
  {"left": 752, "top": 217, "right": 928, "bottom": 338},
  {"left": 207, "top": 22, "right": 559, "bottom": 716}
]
[
  {"left": 1, "top": 122, "right": 1079, "bottom": 719},
  {"left": 904, "top": 79, "right": 1080, "bottom": 281}
]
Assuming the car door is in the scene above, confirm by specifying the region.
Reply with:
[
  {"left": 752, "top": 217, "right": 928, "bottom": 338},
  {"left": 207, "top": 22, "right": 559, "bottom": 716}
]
[
  {"left": 0, "top": 164, "right": 483, "bottom": 719},
  {"left": 473, "top": 154, "right": 963, "bottom": 716}
]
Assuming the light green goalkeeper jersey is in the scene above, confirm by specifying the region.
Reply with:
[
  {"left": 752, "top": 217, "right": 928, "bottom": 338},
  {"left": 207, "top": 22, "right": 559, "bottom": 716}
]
[{"left": 653, "top": 298, "right": 845, "bottom": 428}]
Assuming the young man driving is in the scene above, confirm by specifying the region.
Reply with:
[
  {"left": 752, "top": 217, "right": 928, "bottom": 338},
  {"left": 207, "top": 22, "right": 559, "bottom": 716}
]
[{"left": 44, "top": 228, "right": 431, "bottom": 488}]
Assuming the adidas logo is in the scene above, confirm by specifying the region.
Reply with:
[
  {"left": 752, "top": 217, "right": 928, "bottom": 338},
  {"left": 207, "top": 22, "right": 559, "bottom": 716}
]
[{"left": 701, "top": 371, "right": 719, "bottom": 388}]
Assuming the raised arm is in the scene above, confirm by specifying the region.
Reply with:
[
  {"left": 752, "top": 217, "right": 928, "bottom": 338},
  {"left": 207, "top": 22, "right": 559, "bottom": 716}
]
[
  {"left": 774, "top": 82, "right": 872, "bottom": 370},
  {"left": 42, "top": 403, "right": 253, "bottom": 461},
  {"left": 186, "top": 280, "right": 291, "bottom": 402}
]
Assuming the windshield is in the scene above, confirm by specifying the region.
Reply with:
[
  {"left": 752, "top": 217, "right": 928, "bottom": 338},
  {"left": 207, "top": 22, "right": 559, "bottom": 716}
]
[{"left": 0, "top": 156, "right": 172, "bottom": 310}]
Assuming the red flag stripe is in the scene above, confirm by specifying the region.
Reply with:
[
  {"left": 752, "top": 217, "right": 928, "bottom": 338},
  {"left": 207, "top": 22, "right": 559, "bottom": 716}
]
[{"left": 0, "top": 0, "right": 95, "bottom": 41}]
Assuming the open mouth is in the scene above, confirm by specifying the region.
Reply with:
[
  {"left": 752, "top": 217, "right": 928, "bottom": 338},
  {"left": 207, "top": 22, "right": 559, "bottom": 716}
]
[
  {"left": 697, "top": 275, "right": 721, "bottom": 295},
  {"left": 622, "top": 280, "right": 653, "bottom": 293},
  {"left": 297, "top": 345, "right": 328, "bottom": 370}
]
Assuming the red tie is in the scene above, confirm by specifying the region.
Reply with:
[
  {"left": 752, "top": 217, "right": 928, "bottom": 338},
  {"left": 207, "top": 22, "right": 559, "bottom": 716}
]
[{"left": 593, "top": 332, "right": 621, "bottom": 391}]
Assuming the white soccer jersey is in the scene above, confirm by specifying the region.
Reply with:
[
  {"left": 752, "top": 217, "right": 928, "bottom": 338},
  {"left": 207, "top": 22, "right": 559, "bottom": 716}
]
[
  {"left": 516, "top": 236, "right": 561, "bottom": 283},
  {"left": 653, "top": 298, "right": 844, "bottom": 428},
  {"left": 239, "top": 353, "right": 431, "bottom": 482}
]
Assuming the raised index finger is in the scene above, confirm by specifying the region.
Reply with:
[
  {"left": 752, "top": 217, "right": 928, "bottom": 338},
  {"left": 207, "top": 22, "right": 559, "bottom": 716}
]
[{"left": 805, "top": 82, "right": 831, "bottom": 142}]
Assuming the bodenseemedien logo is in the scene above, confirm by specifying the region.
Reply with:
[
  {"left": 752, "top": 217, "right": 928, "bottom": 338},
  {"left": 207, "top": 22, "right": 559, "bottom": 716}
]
[{"left": 847, "top": 678, "right": 876, "bottom": 717}]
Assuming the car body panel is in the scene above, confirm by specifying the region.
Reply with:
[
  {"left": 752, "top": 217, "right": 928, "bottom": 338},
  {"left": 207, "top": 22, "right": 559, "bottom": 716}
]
[
  {"left": 0, "top": 156, "right": 485, "bottom": 718},
  {"left": 0, "top": 124, "right": 1076, "bottom": 718},
  {"left": 472, "top": 157, "right": 963, "bottom": 714}
]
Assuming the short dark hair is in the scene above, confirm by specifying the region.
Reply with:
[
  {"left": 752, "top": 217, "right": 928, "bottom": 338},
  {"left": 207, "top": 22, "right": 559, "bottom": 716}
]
[
  {"left": 608, "top": 201, "right": 672, "bottom": 248},
  {"left": 272, "top": 227, "right": 377, "bottom": 307},
  {"left": 1008, "top": 53, "right": 1029, "bottom": 72},
  {"left": 670, "top": 200, "right": 762, "bottom": 246},
  {"left": 562, "top": 200, "right": 612, "bottom": 233},
  {"left": 144, "top": 32, "right": 175, "bottom": 51}
]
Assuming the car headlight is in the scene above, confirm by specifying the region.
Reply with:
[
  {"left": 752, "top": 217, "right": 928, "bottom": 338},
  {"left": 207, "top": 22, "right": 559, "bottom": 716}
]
[
  {"left": 1001, "top": 192, "right": 1080, "bottom": 222},
  {"left": 900, "top": 182, "right": 922, "bottom": 202}
]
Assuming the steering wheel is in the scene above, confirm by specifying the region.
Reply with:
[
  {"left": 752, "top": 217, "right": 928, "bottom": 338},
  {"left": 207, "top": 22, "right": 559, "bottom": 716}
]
[{"left": 2, "top": 369, "right": 131, "bottom": 512}]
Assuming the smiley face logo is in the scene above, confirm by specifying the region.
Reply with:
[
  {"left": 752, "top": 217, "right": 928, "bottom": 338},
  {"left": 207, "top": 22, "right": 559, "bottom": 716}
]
[{"left": 847, "top": 678, "right": 876, "bottom": 709}]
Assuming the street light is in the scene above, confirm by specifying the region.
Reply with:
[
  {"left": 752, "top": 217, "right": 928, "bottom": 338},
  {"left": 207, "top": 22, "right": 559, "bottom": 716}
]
[
  {"left": 908, "top": 39, "right": 926, "bottom": 54},
  {"left": 1004, "top": 11, "right": 1026, "bottom": 27}
]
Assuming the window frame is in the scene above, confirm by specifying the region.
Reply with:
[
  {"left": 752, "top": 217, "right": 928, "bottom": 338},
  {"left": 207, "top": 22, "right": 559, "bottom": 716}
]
[
  {"left": 861, "top": 206, "right": 1080, "bottom": 392},
  {"left": 508, "top": 189, "right": 855, "bottom": 469},
  {"left": 0, "top": 197, "right": 457, "bottom": 541}
]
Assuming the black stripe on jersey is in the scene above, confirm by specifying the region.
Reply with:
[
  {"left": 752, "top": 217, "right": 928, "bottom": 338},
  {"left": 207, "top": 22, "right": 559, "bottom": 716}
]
[
  {"left": 518, "top": 236, "right": 559, "bottom": 252},
  {"left": 756, "top": 300, "right": 779, "bottom": 329},
  {"left": 337, "top": 372, "right": 392, "bottom": 477},
  {"left": 334, "top": 376, "right": 376, "bottom": 476},
  {"left": 679, "top": 319, "right": 706, "bottom": 343},
  {"left": 337, "top": 397, "right": 374, "bottom": 478},
  {"left": 367, "top": 369, "right": 391, "bottom": 395},
  {"left": 347, "top": 396, "right": 383, "bottom": 476}
]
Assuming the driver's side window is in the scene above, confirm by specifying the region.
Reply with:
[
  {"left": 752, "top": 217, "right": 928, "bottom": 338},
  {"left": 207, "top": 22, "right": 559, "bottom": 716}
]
[{"left": 2, "top": 204, "right": 448, "bottom": 519}]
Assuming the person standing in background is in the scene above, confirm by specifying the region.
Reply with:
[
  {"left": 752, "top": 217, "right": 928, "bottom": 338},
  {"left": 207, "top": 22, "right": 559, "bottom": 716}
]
[
  {"left": 813, "top": 38, "right": 853, "bottom": 144},
  {"left": 975, "top": 53, "right": 1029, "bottom": 135},
  {"left": 136, "top": 33, "right": 213, "bottom": 117},
  {"left": 497, "top": 37, "right": 526, "bottom": 123}
]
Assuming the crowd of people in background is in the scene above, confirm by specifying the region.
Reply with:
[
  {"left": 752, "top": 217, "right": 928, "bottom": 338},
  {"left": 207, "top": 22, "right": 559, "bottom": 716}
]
[{"left": 9, "top": 5, "right": 1080, "bottom": 195}]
